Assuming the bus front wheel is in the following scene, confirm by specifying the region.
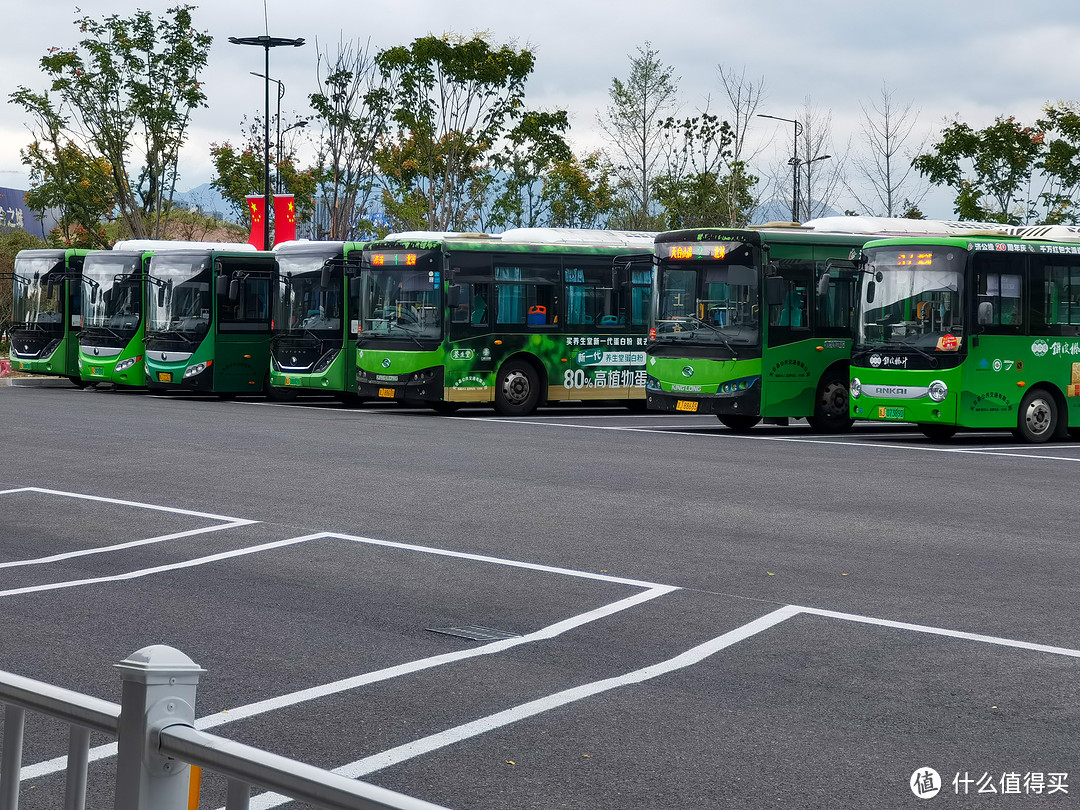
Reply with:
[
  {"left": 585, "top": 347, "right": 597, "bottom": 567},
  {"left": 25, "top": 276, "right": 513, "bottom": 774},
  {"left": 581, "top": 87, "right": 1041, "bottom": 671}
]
[
  {"left": 1016, "top": 388, "right": 1058, "bottom": 443},
  {"left": 807, "top": 377, "right": 854, "bottom": 433},
  {"left": 717, "top": 414, "right": 761, "bottom": 432},
  {"left": 494, "top": 361, "right": 540, "bottom": 416},
  {"left": 919, "top": 425, "right": 957, "bottom": 441}
]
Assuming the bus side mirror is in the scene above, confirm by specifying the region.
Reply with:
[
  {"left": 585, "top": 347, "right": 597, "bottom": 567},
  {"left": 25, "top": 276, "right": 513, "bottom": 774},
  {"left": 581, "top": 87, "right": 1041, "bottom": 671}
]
[
  {"left": 765, "top": 276, "right": 785, "bottom": 305},
  {"left": 348, "top": 276, "right": 361, "bottom": 297},
  {"left": 90, "top": 287, "right": 98, "bottom": 305},
  {"left": 817, "top": 272, "right": 831, "bottom": 298},
  {"left": 215, "top": 275, "right": 229, "bottom": 298},
  {"left": 448, "top": 284, "right": 463, "bottom": 307},
  {"left": 228, "top": 278, "right": 240, "bottom": 301},
  {"left": 157, "top": 285, "right": 167, "bottom": 308},
  {"left": 320, "top": 263, "right": 331, "bottom": 290}
]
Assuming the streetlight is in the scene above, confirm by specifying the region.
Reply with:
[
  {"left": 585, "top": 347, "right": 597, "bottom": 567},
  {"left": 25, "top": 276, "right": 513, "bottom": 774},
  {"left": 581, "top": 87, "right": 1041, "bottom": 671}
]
[
  {"left": 758, "top": 114, "right": 802, "bottom": 222},
  {"left": 250, "top": 72, "right": 284, "bottom": 189},
  {"left": 229, "top": 34, "right": 305, "bottom": 248},
  {"left": 793, "top": 154, "right": 831, "bottom": 221},
  {"left": 277, "top": 120, "right": 309, "bottom": 192}
]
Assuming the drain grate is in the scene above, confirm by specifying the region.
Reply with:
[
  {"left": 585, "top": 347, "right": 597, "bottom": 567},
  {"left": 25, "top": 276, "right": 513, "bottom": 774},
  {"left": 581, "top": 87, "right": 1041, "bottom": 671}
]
[{"left": 426, "top": 625, "right": 521, "bottom": 642}]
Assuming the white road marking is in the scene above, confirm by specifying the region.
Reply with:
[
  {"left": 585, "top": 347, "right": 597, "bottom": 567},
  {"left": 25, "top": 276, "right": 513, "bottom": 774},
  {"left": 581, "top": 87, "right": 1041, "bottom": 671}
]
[{"left": 0, "top": 487, "right": 255, "bottom": 522}]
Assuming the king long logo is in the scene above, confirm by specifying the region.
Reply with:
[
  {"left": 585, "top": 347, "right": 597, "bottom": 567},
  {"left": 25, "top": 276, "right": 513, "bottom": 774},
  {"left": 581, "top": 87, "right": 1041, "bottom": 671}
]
[{"left": 382, "top": 358, "right": 391, "bottom": 369}]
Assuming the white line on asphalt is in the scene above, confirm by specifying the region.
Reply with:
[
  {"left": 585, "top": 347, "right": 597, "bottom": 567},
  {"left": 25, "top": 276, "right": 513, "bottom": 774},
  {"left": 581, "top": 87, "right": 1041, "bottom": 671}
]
[
  {"left": 242, "top": 605, "right": 803, "bottom": 809},
  {"left": 0, "top": 486, "right": 257, "bottom": 522},
  {"left": 455, "top": 418, "right": 1080, "bottom": 462},
  {"left": 797, "top": 606, "right": 1080, "bottom": 658}
]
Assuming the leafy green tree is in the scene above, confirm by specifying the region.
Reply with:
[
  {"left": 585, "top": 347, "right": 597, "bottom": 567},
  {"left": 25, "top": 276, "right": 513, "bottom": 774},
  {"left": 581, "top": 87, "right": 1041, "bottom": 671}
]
[
  {"left": 1035, "top": 102, "right": 1080, "bottom": 224},
  {"left": 20, "top": 136, "right": 113, "bottom": 247},
  {"left": 309, "top": 38, "right": 388, "bottom": 239},
  {"left": 489, "top": 110, "right": 573, "bottom": 229},
  {"left": 372, "top": 34, "right": 550, "bottom": 231},
  {"left": 913, "top": 116, "right": 1045, "bottom": 224},
  {"left": 542, "top": 151, "right": 619, "bottom": 229},
  {"left": 10, "top": 6, "right": 212, "bottom": 241},
  {"left": 598, "top": 43, "right": 679, "bottom": 229}
]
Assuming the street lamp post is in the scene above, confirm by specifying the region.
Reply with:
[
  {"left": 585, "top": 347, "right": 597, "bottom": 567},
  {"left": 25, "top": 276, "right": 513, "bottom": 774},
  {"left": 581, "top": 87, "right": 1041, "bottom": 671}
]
[
  {"left": 276, "top": 120, "right": 308, "bottom": 192},
  {"left": 229, "top": 35, "right": 305, "bottom": 248},
  {"left": 250, "top": 72, "right": 284, "bottom": 191},
  {"left": 758, "top": 114, "right": 803, "bottom": 222},
  {"left": 794, "top": 154, "right": 831, "bottom": 221}
]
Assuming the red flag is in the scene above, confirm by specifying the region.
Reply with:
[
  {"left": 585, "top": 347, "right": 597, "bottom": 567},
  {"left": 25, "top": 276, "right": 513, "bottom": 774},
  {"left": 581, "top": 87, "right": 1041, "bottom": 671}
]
[
  {"left": 273, "top": 194, "right": 297, "bottom": 245},
  {"left": 246, "top": 194, "right": 266, "bottom": 250}
]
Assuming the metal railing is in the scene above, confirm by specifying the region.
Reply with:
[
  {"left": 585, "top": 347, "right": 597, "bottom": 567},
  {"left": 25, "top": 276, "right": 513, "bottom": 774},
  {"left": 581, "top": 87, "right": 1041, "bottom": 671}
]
[{"left": 0, "top": 645, "right": 449, "bottom": 810}]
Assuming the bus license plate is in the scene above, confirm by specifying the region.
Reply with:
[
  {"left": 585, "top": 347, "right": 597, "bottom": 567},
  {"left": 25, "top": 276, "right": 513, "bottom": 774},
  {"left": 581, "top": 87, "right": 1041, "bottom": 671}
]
[
  {"left": 676, "top": 400, "right": 699, "bottom": 413},
  {"left": 879, "top": 406, "right": 904, "bottom": 419},
  {"left": 379, "top": 387, "right": 395, "bottom": 398},
  {"left": 91, "top": 366, "right": 104, "bottom": 376},
  {"left": 157, "top": 372, "right": 172, "bottom": 383}
]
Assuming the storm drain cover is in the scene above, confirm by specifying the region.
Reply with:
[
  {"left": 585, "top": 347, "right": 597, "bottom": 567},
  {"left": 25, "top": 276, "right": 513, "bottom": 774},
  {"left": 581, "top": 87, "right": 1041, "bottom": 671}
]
[{"left": 426, "top": 625, "right": 521, "bottom": 642}]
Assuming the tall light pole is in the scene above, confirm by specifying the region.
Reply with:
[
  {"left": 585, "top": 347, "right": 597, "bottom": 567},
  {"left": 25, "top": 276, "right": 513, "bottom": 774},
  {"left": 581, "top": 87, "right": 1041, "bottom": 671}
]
[
  {"left": 277, "top": 120, "right": 308, "bottom": 192},
  {"left": 250, "top": 72, "right": 284, "bottom": 191},
  {"left": 794, "top": 154, "right": 831, "bottom": 221},
  {"left": 758, "top": 114, "right": 803, "bottom": 222},
  {"left": 229, "top": 35, "right": 305, "bottom": 248}
]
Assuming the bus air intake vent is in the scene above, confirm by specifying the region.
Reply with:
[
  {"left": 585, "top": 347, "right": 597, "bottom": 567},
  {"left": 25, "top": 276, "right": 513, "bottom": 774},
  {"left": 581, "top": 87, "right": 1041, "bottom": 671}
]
[
  {"left": 1013, "top": 224, "right": 1080, "bottom": 243},
  {"left": 426, "top": 625, "right": 521, "bottom": 642}
]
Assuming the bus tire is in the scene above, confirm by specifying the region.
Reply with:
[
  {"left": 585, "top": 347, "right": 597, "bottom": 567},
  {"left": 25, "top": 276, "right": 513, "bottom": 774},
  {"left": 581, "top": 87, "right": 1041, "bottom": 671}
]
[
  {"left": 1016, "top": 388, "right": 1058, "bottom": 443},
  {"left": 266, "top": 385, "right": 297, "bottom": 402},
  {"left": 919, "top": 424, "right": 957, "bottom": 441},
  {"left": 432, "top": 401, "right": 459, "bottom": 414},
  {"left": 68, "top": 376, "right": 91, "bottom": 389},
  {"left": 807, "top": 376, "right": 853, "bottom": 433},
  {"left": 717, "top": 414, "right": 761, "bottom": 432},
  {"left": 494, "top": 360, "right": 540, "bottom": 416},
  {"left": 336, "top": 392, "right": 366, "bottom": 407}
]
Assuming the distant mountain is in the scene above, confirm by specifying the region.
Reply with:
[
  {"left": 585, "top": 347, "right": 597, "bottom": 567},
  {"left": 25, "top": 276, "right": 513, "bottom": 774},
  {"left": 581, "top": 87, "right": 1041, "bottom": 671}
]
[
  {"left": 173, "top": 183, "right": 238, "bottom": 223},
  {"left": 752, "top": 199, "right": 842, "bottom": 225}
]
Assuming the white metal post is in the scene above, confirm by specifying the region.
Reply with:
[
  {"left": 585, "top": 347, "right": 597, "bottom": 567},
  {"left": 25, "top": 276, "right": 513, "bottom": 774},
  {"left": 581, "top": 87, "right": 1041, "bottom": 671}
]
[{"left": 112, "top": 646, "right": 205, "bottom": 810}]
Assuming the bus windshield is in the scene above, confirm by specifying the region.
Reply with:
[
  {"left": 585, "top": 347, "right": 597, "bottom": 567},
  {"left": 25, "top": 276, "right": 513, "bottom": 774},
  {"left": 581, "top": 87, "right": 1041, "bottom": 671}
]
[
  {"left": 276, "top": 255, "right": 343, "bottom": 338},
  {"left": 359, "top": 267, "right": 443, "bottom": 341},
  {"left": 83, "top": 254, "right": 142, "bottom": 336},
  {"left": 654, "top": 241, "right": 759, "bottom": 346},
  {"left": 857, "top": 246, "right": 966, "bottom": 350},
  {"left": 146, "top": 256, "right": 212, "bottom": 342},
  {"left": 11, "top": 255, "right": 65, "bottom": 330}
]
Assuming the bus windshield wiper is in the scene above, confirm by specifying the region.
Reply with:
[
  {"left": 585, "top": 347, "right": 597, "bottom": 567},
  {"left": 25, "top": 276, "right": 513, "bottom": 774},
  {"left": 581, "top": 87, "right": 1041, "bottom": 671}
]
[
  {"left": 676, "top": 315, "right": 739, "bottom": 356},
  {"left": 388, "top": 321, "right": 426, "bottom": 349},
  {"left": 892, "top": 339, "right": 938, "bottom": 363}
]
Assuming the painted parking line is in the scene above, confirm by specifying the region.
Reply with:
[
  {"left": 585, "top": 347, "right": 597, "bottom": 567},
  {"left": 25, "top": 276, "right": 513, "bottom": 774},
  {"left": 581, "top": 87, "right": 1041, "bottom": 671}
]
[
  {"left": 240, "top": 600, "right": 1080, "bottom": 809},
  {"left": 20, "top": 532, "right": 679, "bottom": 781},
  {"left": 0, "top": 487, "right": 256, "bottom": 569},
  {"left": 451, "top": 417, "right": 1080, "bottom": 463}
]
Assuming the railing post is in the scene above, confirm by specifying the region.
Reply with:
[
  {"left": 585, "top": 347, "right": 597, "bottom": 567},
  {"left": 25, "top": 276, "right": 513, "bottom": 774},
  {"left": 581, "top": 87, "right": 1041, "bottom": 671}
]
[{"left": 112, "top": 646, "right": 205, "bottom": 810}]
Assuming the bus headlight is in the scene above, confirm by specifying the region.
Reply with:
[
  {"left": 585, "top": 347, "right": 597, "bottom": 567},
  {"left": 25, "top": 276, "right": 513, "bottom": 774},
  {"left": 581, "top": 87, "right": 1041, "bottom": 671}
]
[
  {"left": 115, "top": 356, "right": 140, "bottom": 372},
  {"left": 184, "top": 361, "right": 210, "bottom": 379},
  {"left": 312, "top": 349, "right": 340, "bottom": 374},
  {"left": 928, "top": 380, "right": 948, "bottom": 402},
  {"left": 850, "top": 377, "right": 862, "bottom": 398}
]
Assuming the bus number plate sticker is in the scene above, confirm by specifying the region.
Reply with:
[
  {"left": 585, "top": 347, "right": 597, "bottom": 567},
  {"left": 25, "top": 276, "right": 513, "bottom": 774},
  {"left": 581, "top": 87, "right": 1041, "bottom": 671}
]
[
  {"left": 91, "top": 367, "right": 104, "bottom": 376},
  {"left": 676, "top": 400, "right": 699, "bottom": 413},
  {"left": 158, "top": 372, "right": 172, "bottom": 383},
  {"left": 879, "top": 406, "right": 904, "bottom": 419},
  {"left": 379, "top": 387, "right": 395, "bottom": 398}
]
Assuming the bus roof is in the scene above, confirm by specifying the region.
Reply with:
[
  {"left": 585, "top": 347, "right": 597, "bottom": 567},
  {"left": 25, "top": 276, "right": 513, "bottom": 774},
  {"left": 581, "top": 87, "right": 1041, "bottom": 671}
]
[
  {"left": 792, "top": 216, "right": 1007, "bottom": 236},
  {"left": 272, "top": 240, "right": 348, "bottom": 254},
  {"left": 378, "top": 228, "right": 656, "bottom": 250},
  {"left": 112, "top": 239, "right": 254, "bottom": 252}
]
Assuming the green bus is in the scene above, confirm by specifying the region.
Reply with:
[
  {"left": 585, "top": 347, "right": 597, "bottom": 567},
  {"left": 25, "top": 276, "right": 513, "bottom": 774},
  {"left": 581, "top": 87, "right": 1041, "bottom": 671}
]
[
  {"left": 849, "top": 225, "right": 1080, "bottom": 442},
  {"left": 6, "top": 248, "right": 90, "bottom": 387},
  {"left": 143, "top": 245, "right": 276, "bottom": 395},
  {"left": 644, "top": 217, "right": 984, "bottom": 432},
  {"left": 352, "top": 229, "right": 655, "bottom": 415},
  {"left": 269, "top": 240, "right": 361, "bottom": 402},
  {"left": 81, "top": 241, "right": 252, "bottom": 390}
]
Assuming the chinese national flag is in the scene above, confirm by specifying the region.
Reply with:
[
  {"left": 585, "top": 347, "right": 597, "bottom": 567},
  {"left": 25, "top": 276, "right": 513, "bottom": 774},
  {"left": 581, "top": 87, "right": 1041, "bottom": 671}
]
[
  {"left": 273, "top": 194, "right": 297, "bottom": 245},
  {"left": 246, "top": 194, "right": 266, "bottom": 250}
]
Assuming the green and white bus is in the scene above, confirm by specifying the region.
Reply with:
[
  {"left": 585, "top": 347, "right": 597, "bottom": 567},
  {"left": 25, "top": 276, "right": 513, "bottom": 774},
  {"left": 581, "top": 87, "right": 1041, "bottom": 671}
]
[
  {"left": 6, "top": 248, "right": 89, "bottom": 386},
  {"left": 849, "top": 225, "right": 1080, "bottom": 442},
  {"left": 143, "top": 245, "right": 276, "bottom": 395},
  {"left": 353, "top": 229, "right": 655, "bottom": 415},
  {"left": 269, "top": 241, "right": 361, "bottom": 402},
  {"left": 644, "top": 217, "right": 996, "bottom": 432},
  {"left": 81, "top": 241, "right": 252, "bottom": 390}
]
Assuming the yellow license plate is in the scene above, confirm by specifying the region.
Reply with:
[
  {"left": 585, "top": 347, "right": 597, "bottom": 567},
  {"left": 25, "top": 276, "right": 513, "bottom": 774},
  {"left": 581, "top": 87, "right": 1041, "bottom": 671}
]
[
  {"left": 879, "top": 406, "right": 905, "bottom": 419},
  {"left": 91, "top": 366, "right": 104, "bottom": 376},
  {"left": 675, "top": 399, "right": 699, "bottom": 412},
  {"left": 379, "top": 387, "right": 396, "bottom": 398},
  {"left": 157, "top": 372, "right": 172, "bottom": 383}
]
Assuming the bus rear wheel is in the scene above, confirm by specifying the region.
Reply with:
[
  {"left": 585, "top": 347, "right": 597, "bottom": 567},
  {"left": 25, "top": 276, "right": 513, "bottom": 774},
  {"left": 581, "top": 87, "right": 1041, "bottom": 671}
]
[
  {"left": 807, "top": 377, "right": 853, "bottom": 433},
  {"left": 717, "top": 414, "right": 761, "bottom": 432},
  {"left": 919, "top": 424, "right": 957, "bottom": 441},
  {"left": 1016, "top": 388, "right": 1058, "bottom": 443},
  {"left": 494, "top": 361, "right": 540, "bottom": 416}
]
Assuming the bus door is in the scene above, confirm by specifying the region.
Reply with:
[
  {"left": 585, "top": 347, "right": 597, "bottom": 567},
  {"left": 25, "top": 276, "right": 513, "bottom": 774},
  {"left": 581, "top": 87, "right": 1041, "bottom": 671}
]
[
  {"left": 214, "top": 257, "right": 275, "bottom": 392},
  {"left": 446, "top": 259, "right": 494, "bottom": 397},
  {"left": 763, "top": 256, "right": 815, "bottom": 415}
]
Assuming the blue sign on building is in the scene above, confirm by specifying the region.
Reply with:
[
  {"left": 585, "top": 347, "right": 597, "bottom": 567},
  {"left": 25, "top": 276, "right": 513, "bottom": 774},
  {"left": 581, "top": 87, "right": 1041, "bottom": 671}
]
[{"left": 0, "top": 187, "right": 57, "bottom": 239}]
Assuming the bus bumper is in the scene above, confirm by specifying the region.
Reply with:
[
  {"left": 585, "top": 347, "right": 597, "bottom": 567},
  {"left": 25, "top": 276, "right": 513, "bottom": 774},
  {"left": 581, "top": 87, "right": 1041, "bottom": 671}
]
[
  {"left": 356, "top": 366, "right": 445, "bottom": 403},
  {"left": 646, "top": 387, "right": 761, "bottom": 416}
]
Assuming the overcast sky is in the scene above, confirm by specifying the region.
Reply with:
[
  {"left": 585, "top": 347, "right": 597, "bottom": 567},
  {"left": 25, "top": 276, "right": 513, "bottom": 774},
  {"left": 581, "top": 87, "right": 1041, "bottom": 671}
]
[{"left": 3, "top": 0, "right": 1078, "bottom": 220}]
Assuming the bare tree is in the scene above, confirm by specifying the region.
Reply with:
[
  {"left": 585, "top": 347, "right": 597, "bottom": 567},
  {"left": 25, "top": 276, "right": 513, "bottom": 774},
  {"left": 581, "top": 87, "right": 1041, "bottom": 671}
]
[
  {"left": 598, "top": 42, "right": 679, "bottom": 228},
  {"left": 848, "top": 83, "right": 929, "bottom": 217},
  {"left": 716, "top": 65, "right": 767, "bottom": 222},
  {"left": 797, "top": 98, "right": 847, "bottom": 221},
  {"left": 309, "top": 37, "right": 387, "bottom": 239}
]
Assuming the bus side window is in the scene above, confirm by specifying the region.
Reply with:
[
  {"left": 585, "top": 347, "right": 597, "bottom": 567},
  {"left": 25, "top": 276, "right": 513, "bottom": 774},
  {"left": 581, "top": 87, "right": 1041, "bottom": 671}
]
[{"left": 975, "top": 254, "right": 1024, "bottom": 334}]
